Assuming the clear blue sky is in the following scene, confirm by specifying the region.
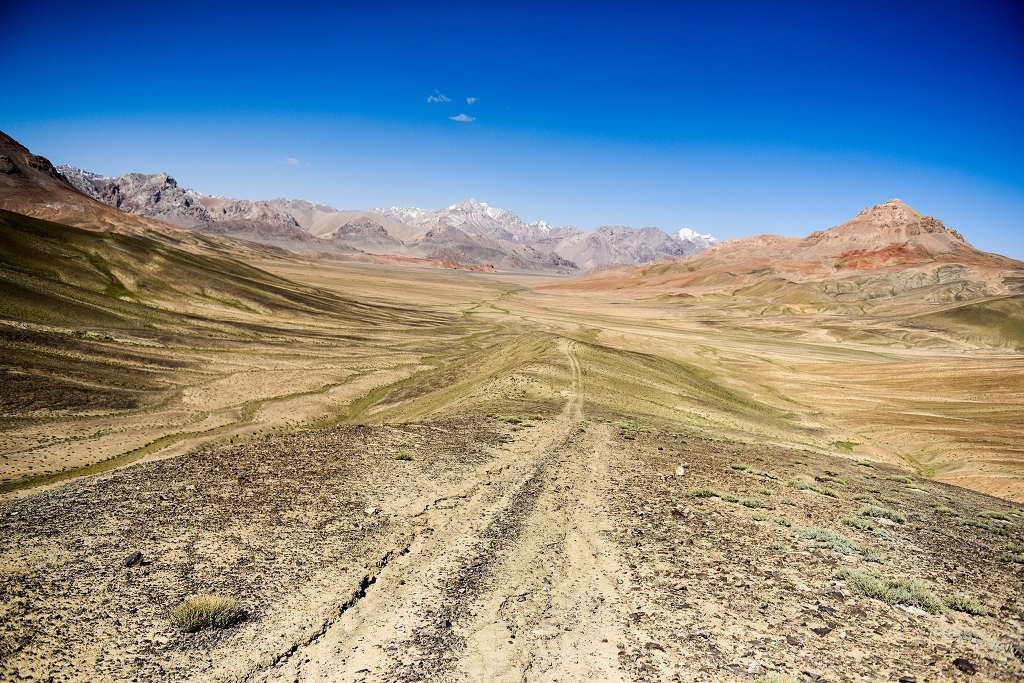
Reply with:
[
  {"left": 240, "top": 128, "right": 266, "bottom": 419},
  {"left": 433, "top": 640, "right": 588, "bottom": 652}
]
[{"left": 3, "top": 1, "right": 1022, "bottom": 256}]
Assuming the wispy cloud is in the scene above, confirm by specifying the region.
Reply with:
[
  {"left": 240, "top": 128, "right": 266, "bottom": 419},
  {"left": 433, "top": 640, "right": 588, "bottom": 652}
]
[
  {"left": 426, "top": 89, "right": 451, "bottom": 103},
  {"left": 285, "top": 157, "right": 299, "bottom": 166},
  {"left": 449, "top": 113, "right": 476, "bottom": 123},
  {"left": 466, "top": 96, "right": 477, "bottom": 105}
]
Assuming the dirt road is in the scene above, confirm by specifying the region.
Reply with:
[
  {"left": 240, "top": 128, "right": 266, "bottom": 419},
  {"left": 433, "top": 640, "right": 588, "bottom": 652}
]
[{"left": 235, "top": 341, "right": 634, "bottom": 682}]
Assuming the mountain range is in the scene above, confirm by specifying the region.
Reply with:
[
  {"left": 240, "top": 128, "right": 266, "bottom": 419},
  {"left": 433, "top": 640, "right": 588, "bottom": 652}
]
[
  {"left": 56, "top": 164, "right": 715, "bottom": 272},
  {"left": 546, "top": 198, "right": 1024, "bottom": 321}
]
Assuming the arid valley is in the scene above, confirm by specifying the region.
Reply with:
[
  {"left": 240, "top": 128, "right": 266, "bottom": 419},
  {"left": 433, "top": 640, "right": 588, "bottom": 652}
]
[{"left": 0, "top": 124, "right": 1023, "bottom": 682}]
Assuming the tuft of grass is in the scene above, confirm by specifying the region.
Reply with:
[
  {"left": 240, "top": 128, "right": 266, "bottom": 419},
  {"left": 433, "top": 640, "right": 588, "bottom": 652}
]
[
  {"left": 856, "top": 461, "right": 876, "bottom": 469},
  {"left": 887, "top": 475, "right": 913, "bottom": 484},
  {"left": 979, "top": 510, "right": 1010, "bottom": 521},
  {"left": 944, "top": 593, "right": 987, "bottom": 616},
  {"left": 965, "top": 519, "right": 1008, "bottom": 536},
  {"left": 930, "top": 503, "right": 953, "bottom": 514},
  {"left": 793, "top": 527, "right": 860, "bottom": 555},
  {"left": 768, "top": 541, "right": 788, "bottom": 551},
  {"left": 788, "top": 478, "right": 838, "bottom": 498},
  {"left": 842, "top": 517, "right": 876, "bottom": 532},
  {"left": 1001, "top": 543, "right": 1024, "bottom": 564},
  {"left": 757, "top": 675, "right": 798, "bottom": 683},
  {"left": 688, "top": 487, "right": 720, "bottom": 498},
  {"left": 741, "top": 497, "right": 770, "bottom": 509},
  {"left": 853, "top": 494, "right": 874, "bottom": 503},
  {"left": 860, "top": 505, "right": 905, "bottom": 524},
  {"left": 835, "top": 569, "right": 943, "bottom": 614},
  {"left": 757, "top": 488, "right": 773, "bottom": 496},
  {"left": 394, "top": 451, "right": 414, "bottom": 461},
  {"left": 171, "top": 594, "right": 244, "bottom": 632},
  {"left": 730, "top": 463, "right": 749, "bottom": 471},
  {"left": 751, "top": 512, "right": 768, "bottom": 521},
  {"left": 720, "top": 493, "right": 739, "bottom": 503},
  {"left": 832, "top": 441, "right": 858, "bottom": 453}
]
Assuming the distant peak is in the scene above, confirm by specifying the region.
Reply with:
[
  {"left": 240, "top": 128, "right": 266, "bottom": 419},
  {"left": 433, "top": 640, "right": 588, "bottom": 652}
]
[{"left": 855, "top": 198, "right": 923, "bottom": 223}]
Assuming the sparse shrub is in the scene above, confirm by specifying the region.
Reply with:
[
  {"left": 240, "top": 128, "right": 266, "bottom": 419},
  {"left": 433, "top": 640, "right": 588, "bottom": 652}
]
[
  {"left": 930, "top": 504, "right": 953, "bottom": 514},
  {"left": 979, "top": 510, "right": 1010, "bottom": 521},
  {"left": 394, "top": 451, "right": 414, "bottom": 461},
  {"left": 856, "top": 461, "right": 875, "bottom": 469},
  {"left": 793, "top": 527, "right": 860, "bottom": 554},
  {"left": 965, "top": 519, "right": 1008, "bottom": 536},
  {"left": 752, "top": 512, "right": 768, "bottom": 521},
  {"left": 757, "top": 674, "right": 798, "bottom": 683},
  {"left": 1002, "top": 543, "right": 1024, "bottom": 564},
  {"left": 741, "top": 497, "right": 770, "bottom": 509},
  {"left": 757, "top": 488, "right": 773, "bottom": 496},
  {"left": 171, "top": 594, "right": 244, "bottom": 632},
  {"left": 834, "top": 569, "right": 943, "bottom": 614},
  {"left": 788, "top": 478, "right": 838, "bottom": 498},
  {"left": 720, "top": 493, "right": 739, "bottom": 503},
  {"left": 956, "top": 629, "right": 981, "bottom": 640},
  {"left": 730, "top": 463, "right": 749, "bottom": 471},
  {"left": 860, "top": 505, "right": 905, "bottom": 524},
  {"left": 768, "top": 541, "right": 787, "bottom": 551},
  {"left": 747, "top": 467, "right": 779, "bottom": 480},
  {"left": 842, "top": 517, "right": 876, "bottom": 532},
  {"left": 853, "top": 495, "right": 874, "bottom": 503},
  {"left": 945, "top": 593, "right": 987, "bottom": 616},
  {"left": 688, "top": 487, "right": 720, "bottom": 498},
  {"left": 888, "top": 475, "right": 913, "bottom": 484}
]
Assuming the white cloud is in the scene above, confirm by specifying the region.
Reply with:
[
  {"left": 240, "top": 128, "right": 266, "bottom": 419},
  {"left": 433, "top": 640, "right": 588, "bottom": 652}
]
[
  {"left": 285, "top": 157, "right": 299, "bottom": 166},
  {"left": 426, "top": 90, "right": 451, "bottom": 103},
  {"left": 466, "top": 96, "right": 477, "bottom": 105},
  {"left": 449, "top": 113, "right": 476, "bottom": 123}
]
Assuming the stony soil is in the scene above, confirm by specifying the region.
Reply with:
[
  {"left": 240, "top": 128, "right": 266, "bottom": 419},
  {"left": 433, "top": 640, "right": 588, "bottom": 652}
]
[{"left": 2, "top": 344, "right": 1022, "bottom": 681}]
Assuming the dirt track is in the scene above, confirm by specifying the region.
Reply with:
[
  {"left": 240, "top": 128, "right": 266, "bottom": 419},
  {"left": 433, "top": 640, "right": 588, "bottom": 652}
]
[{"left": 4, "top": 340, "right": 1024, "bottom": 682}]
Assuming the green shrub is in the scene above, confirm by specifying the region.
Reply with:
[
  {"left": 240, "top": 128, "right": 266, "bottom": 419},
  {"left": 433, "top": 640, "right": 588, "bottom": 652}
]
[
  {"left": 720, "top": 493, "right": 739, "bottom": 503},
  {"left": 1002, "top": 543, "right": 1024, "bottom": 564},
  {"left": 944, "top": 593, "right": 987, "bottom": 616},
  {"left": 835, "top": 569, "right": 943, "bottom": 614},
  {"left": 688, "top": 487, "right": 720, "bottom": 498},
  {"left": 842, "top": 517, "right": 876, "bottom": 532},
  {"left": 860, "top": 505, "right": 905, "bottom": 524},
  {"left": 171, "top": 595, "right": 244, "bottom": 632},
  {"left": 793, "top": 527, "right": 860, "bottom": 554},
  {"left": 887, "top": 475, "right": 913, "bottom": 484},
  {"left": 757, "top": 488, "right": 773, "bottom": 496},
  {"left": 394, "top": 451, "right": 414, "bottom": 461},
  {"left": 788, "top": 478, "right": 838, "bottom": 498},
  {"left": 979, "top": 510, "right": 1010, "bottom": 521},
  {"left": 965, "top": 519, "right": 1008, "bottom": 536},
  {"left": 741, "top": 497, "right": 770, "bottom": 509}
]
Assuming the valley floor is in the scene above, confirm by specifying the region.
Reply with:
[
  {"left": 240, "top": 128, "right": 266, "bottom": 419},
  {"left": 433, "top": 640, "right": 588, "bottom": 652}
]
[{"left": 2, "top": 258, "right": 1023, "bottom": 681}]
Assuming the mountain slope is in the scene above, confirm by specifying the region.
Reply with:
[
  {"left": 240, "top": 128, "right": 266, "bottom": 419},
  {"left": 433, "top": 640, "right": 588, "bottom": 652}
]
[{"left": 544, "top": 199, "right": 1024, "bottom": 316}]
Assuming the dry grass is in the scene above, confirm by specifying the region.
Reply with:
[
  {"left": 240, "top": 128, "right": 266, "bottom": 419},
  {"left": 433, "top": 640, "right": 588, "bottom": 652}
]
[
  {"left": 835, "top": 569, "right": 943, "bottom": 614},
  {"left": 860, "top": 505, "right": 905, "bottom": 524},
  {"left": 170, "top": 594, "right": 244, "bottom": 632}
]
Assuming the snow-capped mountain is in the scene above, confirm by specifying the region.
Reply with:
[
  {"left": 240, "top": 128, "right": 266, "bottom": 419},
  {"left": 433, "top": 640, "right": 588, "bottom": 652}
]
[{"left": 58, "top": 165, "right": 716, "bottom": 271}]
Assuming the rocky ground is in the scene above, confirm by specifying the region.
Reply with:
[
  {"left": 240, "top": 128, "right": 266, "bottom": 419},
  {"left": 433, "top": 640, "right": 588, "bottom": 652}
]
[{"left": 2, "top": 343, "right": 1022, "bottom": 681}]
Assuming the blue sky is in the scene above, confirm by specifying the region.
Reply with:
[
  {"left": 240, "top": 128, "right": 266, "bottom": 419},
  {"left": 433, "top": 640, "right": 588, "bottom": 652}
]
[{"left": 3, "top": 1, "right": 1023, "bottom": 256}]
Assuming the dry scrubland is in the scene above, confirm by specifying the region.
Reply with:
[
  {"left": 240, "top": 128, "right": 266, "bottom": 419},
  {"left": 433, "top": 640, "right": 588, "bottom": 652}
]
[{"left": 2, "top": 223, "right": 1023, "bottom": 680}]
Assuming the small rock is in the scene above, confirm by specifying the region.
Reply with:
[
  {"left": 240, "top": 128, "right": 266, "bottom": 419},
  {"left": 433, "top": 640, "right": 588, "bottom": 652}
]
[
  {"left": 123, "top": 551, "right": 143, "bottom": 568},
  {"left": 809, "top": 625, "right": 833, "bottom": 637},
  {"left": 898, "top": 676, "right": 917, "bottom": 683},
  {"left": 952, "top": 658, "right": 976, "bottom": 675},
  {"left": 364, "top": 507, "right": 378, "bottom": 516},
  {"left": 675, "top": 465, "right": 686, "bottom": 477}
]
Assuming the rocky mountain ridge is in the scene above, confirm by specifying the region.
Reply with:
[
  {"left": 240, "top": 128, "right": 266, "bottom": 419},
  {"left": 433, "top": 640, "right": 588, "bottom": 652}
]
[{"left": 57, "top": 165, "right": 716, "bottom": 272}]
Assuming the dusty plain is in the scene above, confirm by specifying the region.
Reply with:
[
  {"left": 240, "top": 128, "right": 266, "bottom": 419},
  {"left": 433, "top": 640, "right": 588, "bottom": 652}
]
[{"left": 2, "top": 250, "right": 1023, "bottom": 681}]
